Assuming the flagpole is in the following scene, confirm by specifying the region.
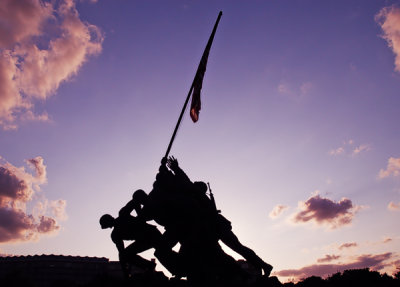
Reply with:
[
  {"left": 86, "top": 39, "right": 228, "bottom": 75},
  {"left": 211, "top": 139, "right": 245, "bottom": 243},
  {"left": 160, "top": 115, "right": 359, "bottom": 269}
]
[{"left": 164, "top": 11, "right": 222, "bottom": 159}]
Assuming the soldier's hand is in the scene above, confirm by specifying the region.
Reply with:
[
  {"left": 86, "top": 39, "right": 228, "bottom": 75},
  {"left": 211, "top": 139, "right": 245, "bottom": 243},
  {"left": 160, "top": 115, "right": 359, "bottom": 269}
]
[{"left": 167, "top": 156, "right": 179, "bottom": 170}]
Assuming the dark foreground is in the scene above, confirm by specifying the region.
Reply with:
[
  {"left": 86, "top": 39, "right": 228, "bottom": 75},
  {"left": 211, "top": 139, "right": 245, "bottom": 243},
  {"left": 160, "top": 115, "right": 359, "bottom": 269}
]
[{"left": 3, "top": 268, "right": 400, "bottom": 287}]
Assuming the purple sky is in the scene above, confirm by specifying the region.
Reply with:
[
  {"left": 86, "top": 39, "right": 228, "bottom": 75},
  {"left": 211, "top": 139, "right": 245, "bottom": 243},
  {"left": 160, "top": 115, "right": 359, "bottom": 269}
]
[{"left": 1, "top": 0, "right": 400, "bottom": 282}]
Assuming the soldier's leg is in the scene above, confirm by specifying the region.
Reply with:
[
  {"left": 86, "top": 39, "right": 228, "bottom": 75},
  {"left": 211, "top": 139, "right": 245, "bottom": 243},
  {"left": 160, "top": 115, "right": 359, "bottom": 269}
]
[
  {"left": 220, "top": 229, "right": 273, "bottom": 276},
  {"left": 123, "top": 241, "right": 155, "bottom": 270},
  {"left": 154, "top": 227, "right": 188, "bottom": 277}
]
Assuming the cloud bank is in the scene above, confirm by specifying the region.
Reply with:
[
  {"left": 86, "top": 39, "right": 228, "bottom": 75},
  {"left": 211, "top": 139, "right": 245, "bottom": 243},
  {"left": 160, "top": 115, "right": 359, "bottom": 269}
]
[
  {"left": 0, "top": 0, "right": 103, "bottom": 129},
  {"left": 376, "top": 6, "right": 400, "bottom": 72},
  {"left": 275, "top": 252, "right": 394, "bottom": 281},
  {"left": 292, "top": 194, "right": 360, "bottom": 229},
  {"left": 0, "top": 156, "right": 66, "bottom": 243}
]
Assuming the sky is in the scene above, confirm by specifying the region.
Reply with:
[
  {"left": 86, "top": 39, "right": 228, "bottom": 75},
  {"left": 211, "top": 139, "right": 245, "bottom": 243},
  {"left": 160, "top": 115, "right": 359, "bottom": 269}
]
[{"left": 1, "top": 0, "right": 400, "bottom": 282}]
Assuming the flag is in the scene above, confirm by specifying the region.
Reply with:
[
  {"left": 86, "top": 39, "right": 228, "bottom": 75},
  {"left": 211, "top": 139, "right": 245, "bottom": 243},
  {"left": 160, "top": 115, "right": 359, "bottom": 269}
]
[
  {"left": 189, "top": 11, "right": 222, "bottom": 123},
  {"left": 190, "top": 62, "right": 206, "bottom": 122},
  {"left": 190, "top": 45, "right": 210, "bottom": 123},
  {"left": 164, "top": 11, "right": 222, "bottom": 158}
]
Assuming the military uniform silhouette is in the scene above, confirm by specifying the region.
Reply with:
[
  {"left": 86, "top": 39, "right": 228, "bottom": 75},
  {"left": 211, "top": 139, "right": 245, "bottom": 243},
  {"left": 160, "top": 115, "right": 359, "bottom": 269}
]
[
  {"left": 167, "top": 157, "right": 273, "bottom": 276},
  {"left": 100, "top": 196, "right": 180, "bottom": 278}
]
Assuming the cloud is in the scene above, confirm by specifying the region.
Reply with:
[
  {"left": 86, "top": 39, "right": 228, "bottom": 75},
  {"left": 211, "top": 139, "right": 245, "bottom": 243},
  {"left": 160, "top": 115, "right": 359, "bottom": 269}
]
[
  {"left": 300, "top": 82, "right": 313, "bottom": 96},
  {"left": 0, "top": 0, "right": 103, "bottom": 129},
  {"left": 292, "top": 194, "right": 360, "bottom": 229},
  {"left": 27, "top": 156, "right": 47, "bottom": 184},
  {"left": 277, "top": 82, "right": 292, "bottom": 95},
  {"left": 339, "top": 242, "right": 358, "bottom": 250},
  {"left": 317, "top": 254, "right": 341, "bottom": 263},
  {"left": 277, "top": 81, "right": 313, "bottom": 99},
  {"left": 0, "top": 208, "right": 59, "bottom": 242},
  {"left": 275, "top": 252, "right": 393, "bottom": 281},
  {"left": 37, "top": 216, "right": 59, "bottom": 233},
  {"left": 269, "top": 204, "right": 289, "bottom": 219},
  {"left": 379, "top": 157, "right": 400, "bottom": 179},
  {"left": 388, "top": 201, "right": 400, "bottom": 211},
  {"left": 383, "top": 237, "right": 393, "bottom": 243},
  {"left": 0, "top": 0, "right": 53, "bottom": 48},
  {"left": 0, "top": 165, "right": 33, "bottom": 202},
  {"left": 392, "top": 259, "right": 400, "bottom": 273},
  {"left": 329, "top": 147, "right": 345, "bottom": 156},
  {"left": 50, "top": 199, "right": 68, "bottom": 220},
  {"left": 329, "top": 140, "right": 370, "bottom": 157},
  {"left": 352, "top": 144, "right": 371, "bottom": 156},
  {"left": 376, "top": 6, "right": 400, "bottom": 72},
  {"left": 0, "top": 156, "right": 67, "bottom": 243}
]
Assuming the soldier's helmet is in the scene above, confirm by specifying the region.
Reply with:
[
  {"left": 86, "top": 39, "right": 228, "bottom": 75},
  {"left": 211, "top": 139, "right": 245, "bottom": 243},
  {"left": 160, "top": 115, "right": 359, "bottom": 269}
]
[
  {"left": 132, "top": 189, "right": 147, "bottom": 202},
  {"left": 99, "top": 214, "right": 114, "bottom": 229},
  {"left": 194, "top": 181, "right": 208, "bottom": 193}
]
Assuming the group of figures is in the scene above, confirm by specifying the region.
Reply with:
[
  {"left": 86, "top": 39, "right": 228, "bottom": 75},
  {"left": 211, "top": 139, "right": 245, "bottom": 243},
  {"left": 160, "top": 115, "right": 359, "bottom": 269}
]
[{"left": 100, "top": 156, "right": 273, "bottom": 285}]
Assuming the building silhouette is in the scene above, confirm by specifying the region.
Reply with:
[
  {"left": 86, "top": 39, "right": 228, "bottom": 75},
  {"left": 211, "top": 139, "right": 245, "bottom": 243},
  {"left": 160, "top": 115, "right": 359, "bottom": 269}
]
[{"left": 0, "top": 254, "right": 158, "bottom": 287}]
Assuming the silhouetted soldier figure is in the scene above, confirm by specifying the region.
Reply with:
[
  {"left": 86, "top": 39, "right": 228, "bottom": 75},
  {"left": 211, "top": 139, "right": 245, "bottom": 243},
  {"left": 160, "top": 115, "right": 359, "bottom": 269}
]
[
  {"left": 99, "top": 195, "right": 180, "bottom": 278},
  {"left": 163, "top": 157, "right": 253, "bottom": 283},
  {"left": 137, "top": 160, "right": 214, "bottom": 279},
  {"left": 167, "top": 157, "right": 273, "bottom": 277},
  {"left": 136, "top": 157, "right": 245, "bottom": 283}
]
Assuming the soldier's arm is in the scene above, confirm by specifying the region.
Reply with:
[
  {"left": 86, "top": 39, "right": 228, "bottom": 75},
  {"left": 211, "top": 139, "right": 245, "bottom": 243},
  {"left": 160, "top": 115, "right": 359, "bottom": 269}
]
[
  {"left": 119, "top": 199, "right": 139, "bottom": 217},
  {"left": 167, "top": 156, "right": 191, "bottom": 183}
]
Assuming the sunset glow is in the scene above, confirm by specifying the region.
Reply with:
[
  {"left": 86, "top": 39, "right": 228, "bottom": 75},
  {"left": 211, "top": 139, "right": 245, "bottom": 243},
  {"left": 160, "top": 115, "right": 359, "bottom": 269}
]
[{"left": 1, "top": 0, "right": 400, "bottom": 283}]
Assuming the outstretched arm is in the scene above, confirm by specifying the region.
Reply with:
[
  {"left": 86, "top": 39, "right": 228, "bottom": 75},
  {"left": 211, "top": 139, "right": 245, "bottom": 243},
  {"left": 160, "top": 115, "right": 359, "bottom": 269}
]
[{"left": 167, "top": 156, "right": 191, "bottom": 184}]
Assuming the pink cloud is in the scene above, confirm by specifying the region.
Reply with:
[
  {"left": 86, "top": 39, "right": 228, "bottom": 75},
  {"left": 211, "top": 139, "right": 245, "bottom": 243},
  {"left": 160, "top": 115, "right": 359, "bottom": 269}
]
[
  {"left": 292, "top": 194, "right": 360, "bottom": 229},
  {"left": 269, "top": 204, "right": 289, "bottom": 219},
  {"left": 329, "top": 147, "right": 345, "bottom": 156},
  {"left": 329, "top": 140, "right": 370, "bottom": 157},
  {"left": 352, "top": 144, "right": 371, "bottom": 156},
  {"left": 376, "top": 6, "right": 400, "bottom": 72},
  {"left": 0, "top": 0, "right": 53, "bottom": 48},
  {"left": 50, "top": 199, "right": 68, "bottom": 220},
  {"left": 37, "top": 216, "right": 59, "bottom": 234},
  {"left": 0, "top": 164, "right": 33, "bottom": 202},
  {"left": 379, "top": 157, "right": 400, "bottom": 178},
  {"left": 0, "top": 0, "right": 103, "bottom": 129},
  {"left": 277, "top": 82, "right": 292, "bottom": 95},
  {"left": 27, "top": 156, "right": 47, "bottom": 184},
  {"left": 339, "top": 242, "right": 358, "bottom": 250},
  {"left": 275, "top": 253, "right": 393, "bottom": 281},
  {"left": 388, "top": 201, "right": 400, "bottom": 211},
  {"left": 0, "top": 207, "right": 59, "bottom": 242},
  {"left": 383, "top": 237, "right": 393, "bottom": 243},
  {"left": 317, "top": 254, "right": 341, "bottom": 263},
  {"left": 0, "top": 156, "right": 66, "bottom": 243}
]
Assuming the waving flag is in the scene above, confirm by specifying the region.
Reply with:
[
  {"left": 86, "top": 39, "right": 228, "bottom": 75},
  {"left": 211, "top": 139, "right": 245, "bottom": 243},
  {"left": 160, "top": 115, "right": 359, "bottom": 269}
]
[{"left": 190, "top": 57, "right": 207, "bottom": 122}]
